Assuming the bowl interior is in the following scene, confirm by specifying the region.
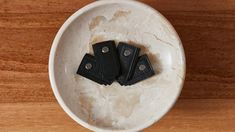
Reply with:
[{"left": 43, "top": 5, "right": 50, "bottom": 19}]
[{"left": 51, "top": 1, "right": 185, "bottom": 131}]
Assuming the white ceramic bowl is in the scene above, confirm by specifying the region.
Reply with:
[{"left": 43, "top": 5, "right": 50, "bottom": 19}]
[{"left": 49, "top": 0, "right": 186, "bottom": 132}]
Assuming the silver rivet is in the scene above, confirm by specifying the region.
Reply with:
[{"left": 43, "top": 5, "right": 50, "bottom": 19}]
[
  {"left": 102, "top": 46, "right": 109, "bottom": 53},
  {"left": 85, "top": 63, "right": 92, "bottom": 70},
  {"left": 139, "top": 64, "right": 146, "bottom": 71},
  {"left": 124, "top": 50, "right": 131, "bottom": 56}
]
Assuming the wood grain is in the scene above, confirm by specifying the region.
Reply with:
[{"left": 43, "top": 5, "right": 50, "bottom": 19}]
[
  {"left": 0, "top": 0, "right": 235, "bottom": 131},
  {"left": 0, "top": 102, "right": 88, "bottom": 132},
  {"left": 0, "top": 100, "right": 235, "bottom": 132},
  {"left": 139, "top": 0, "right": 235, "bottom": 99}
]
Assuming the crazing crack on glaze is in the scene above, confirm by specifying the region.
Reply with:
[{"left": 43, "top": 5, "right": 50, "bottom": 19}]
[{"left": 143, "top": 32, "right": 175, "bottom": 48}]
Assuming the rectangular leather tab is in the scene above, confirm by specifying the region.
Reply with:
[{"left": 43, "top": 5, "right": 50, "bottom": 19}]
[
  {"left": 125, "top": 54, "right": 155, "bottom": 85},
  {"left": 117, "top": 42, "right": 140, "bottom": 85},
  {"left": 77, "top": 54, "right": 111, "bottom": 85},
  {"left": 92, "top": 40, "right": 120, "bottom": 82}
]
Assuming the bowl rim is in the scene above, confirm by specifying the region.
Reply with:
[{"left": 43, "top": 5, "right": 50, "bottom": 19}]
[{"left": 48, "top": 0, "right": 186, "bottom": 131}]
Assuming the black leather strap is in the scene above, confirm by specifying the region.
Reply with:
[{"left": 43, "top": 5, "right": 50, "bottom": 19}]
[
  {"left": 117, "top": 42, "right": 140, "bottom": 85},
  {"left": 93, "top": 40, "right": 120, "bottom": 83},
  {"left": 125, "top": 54, "right": 155, "bottom": 85},
  {"left": 77, "top": 54, "right": 112, "bottom": 85}
]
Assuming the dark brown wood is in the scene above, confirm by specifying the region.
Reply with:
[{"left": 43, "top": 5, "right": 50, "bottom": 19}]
[{"left": 0, "top": 0, "right": 235, "bottom": 131}]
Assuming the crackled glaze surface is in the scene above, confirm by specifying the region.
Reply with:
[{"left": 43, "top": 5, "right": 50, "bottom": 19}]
[{"left": 50, "top": 0, "right": 185, "bottom": 131}]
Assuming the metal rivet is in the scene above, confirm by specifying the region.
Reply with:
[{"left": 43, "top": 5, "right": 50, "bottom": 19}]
[
  {"left": 85, "top": 63, "right": 92, "bottom": 70},
  {"left": 124, "top": 49, "right": 131, "bottom": 56},
  {"left": 102, "top": 46, "right": 109, "bottom": 53},
  {"left": 139, "top": 64, "right": 146, "bottom": 71}
]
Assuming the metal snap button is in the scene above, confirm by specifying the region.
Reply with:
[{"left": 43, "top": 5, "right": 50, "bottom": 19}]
[
  {"left": 85, "top": 63, "right": 92, "bottom": 70},
  {"left": 124, "top": 49, "right": 131, "bottom": 56},
  {"left": 139, "top": 64, "right": 146, "bottom": 71},
  {"left": 102, "top": 46, "right": 109, "bottom": 53}
]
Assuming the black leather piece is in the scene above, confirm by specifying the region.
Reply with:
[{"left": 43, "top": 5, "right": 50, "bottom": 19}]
[
  {"left": 77, "top": 41, "right": 155, "bottom": 86},
  {"left": 117, "top": 42, "right": 140, "bottom": 85},
  {"left": 77, "top": 54, "right": 112, "bottom": 85},
  {"left": 125, "top": 54, "right": 155, "bottom": 85},
  {"left": 92, "top": 40, "right": 120, "bottom": 82}
]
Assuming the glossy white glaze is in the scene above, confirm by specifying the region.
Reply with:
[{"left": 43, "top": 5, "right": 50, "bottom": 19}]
[{"left": 49, "top": 0, "right": 186, "bottom": 132}]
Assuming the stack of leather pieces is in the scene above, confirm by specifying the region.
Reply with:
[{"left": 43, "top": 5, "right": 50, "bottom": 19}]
[{"left": 77, "top": 40, "right": 155, "bottom": 86}]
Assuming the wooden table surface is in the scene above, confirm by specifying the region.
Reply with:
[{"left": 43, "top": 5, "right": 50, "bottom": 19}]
[{"left": 1, "top": 0, "right": 235, "bottom": 131}]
